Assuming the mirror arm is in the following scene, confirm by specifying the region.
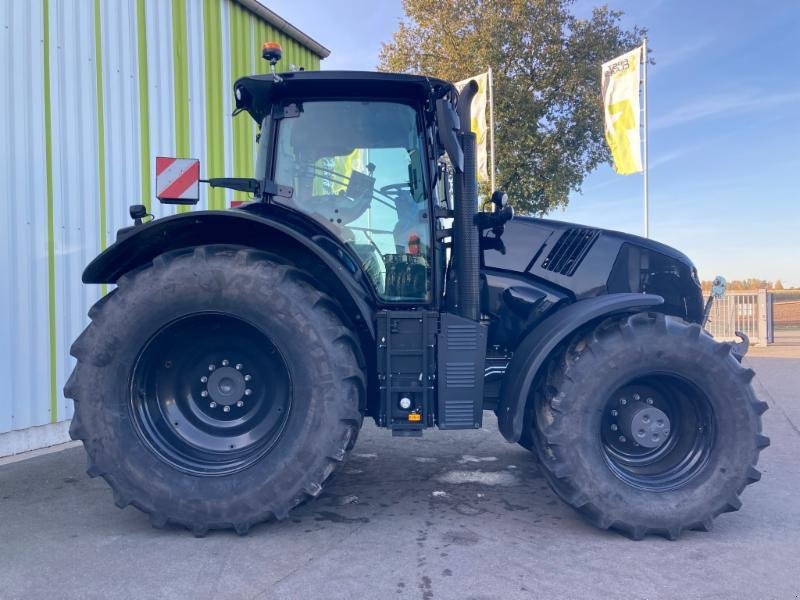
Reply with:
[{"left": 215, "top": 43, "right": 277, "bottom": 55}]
[{"left": 204, "top": 178, "right": 293, "bottom": 200}]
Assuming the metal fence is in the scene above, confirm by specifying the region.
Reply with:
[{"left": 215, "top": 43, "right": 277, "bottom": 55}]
[{"left": 704, "top": 290, "right": 773, "bottom": 345}]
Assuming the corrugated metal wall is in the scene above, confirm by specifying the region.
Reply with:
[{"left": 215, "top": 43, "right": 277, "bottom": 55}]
[{"left": 0, "top": 0, "right": 322, "bottom": 447}]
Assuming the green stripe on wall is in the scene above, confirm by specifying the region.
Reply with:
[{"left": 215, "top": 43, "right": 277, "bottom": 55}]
[
  {"left": 94, "top": 0, "right": 107, "bottom": 298},
  {"left": 136, "top": 0, "right": 151, "bottom": 211},
  {"left": 253, "top": 21, "right": 265, "bottom": 75},
  {"left": 93, "top": 0, "right": 107, "bottom": 248},
  {"left": 43, "top": 0, "right": 57, "bottom": 422},
  {"left": 203, "top": 0, "right": 225, "bottom": 210},
  {"left": 172, "top": 0, "right": 190, "bottom": 212},
  {"left": 230, "top": 1, "right": 253, "bottom": 186}
]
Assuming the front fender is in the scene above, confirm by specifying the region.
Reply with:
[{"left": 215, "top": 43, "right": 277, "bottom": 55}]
[
  {"left": 83, "top": 209, "right": 376, "bottom": 337},
  {"left": 497, "top": 293, "right": 664, "bottom": 442}
]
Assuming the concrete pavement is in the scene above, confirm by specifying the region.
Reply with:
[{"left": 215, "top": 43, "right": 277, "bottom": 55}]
[{"left": 1, "top": 356, "right": 798, "bottom": 600}]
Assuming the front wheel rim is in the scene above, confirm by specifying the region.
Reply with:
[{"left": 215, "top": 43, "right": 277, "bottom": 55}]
[
  {"left": 601, "top": 374, "right": 715, "bottom": 492},
  {"left": 129, "top": 312, "right": 292, "bottom": 476}
]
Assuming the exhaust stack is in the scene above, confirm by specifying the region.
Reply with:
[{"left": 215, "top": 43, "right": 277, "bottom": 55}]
[{"left": 453, "top": 80, "right": 480, "bottom": 321}]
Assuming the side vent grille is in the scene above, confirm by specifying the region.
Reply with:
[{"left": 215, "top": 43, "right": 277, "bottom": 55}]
[
  {"left": 437, "top": 314, "right": 487, "bottom": 430},
  {"left": 444, "top": 362, "right": 476, "bottom": 388},
  {"left": 446, "top": 325, "right": 479, "bottom": 351},
  {"left": 541, "top": 228, "right": 600, "bottom": 276}
]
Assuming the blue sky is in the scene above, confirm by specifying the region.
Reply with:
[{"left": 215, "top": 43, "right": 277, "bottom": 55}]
[{"left": 268, "top": 0, "right": 800, "bottom": 286}]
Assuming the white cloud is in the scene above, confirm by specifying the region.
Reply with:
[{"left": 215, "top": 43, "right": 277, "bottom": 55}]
[
  {"left": 651, "top": 90, "right": 800, "bottom": 130},
  {"left": 653, "top": 36, "right": 716, "bottom": 70}
]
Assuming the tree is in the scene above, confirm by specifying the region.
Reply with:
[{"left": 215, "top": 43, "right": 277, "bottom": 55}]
[
  {"left": 379, "top": 0, "right": 646, "bottom": 214},
  {"left": 774, "top": 280, "right": 785, "bottom": 290}
]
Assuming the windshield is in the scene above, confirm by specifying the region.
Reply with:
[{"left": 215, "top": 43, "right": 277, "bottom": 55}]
[{"left": 273, "top": 101, "right": 431, "bottom": 302}]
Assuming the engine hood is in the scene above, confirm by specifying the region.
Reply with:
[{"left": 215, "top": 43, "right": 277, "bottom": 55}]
[{"left": 483, "top": 216, "right": 702, "bottom": 317}]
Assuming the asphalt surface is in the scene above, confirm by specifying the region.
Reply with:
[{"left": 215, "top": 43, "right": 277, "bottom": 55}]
[{"left": 1, "top": 356, "right": 799, "bottom": 600}]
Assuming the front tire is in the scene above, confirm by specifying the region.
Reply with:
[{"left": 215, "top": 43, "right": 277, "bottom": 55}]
[
  {"left": 528, "top": 312, "right": 768, "bottom": 540},
  {"left": 65, "top": 245, "right": 365, "bottom": 535}
]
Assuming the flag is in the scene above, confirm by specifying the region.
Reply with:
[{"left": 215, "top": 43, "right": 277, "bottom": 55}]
[
  {"left": 454, "top": 72, "right": 489, "bottom": 181},
  {"left": 602, "top": 46, "right": 643, "bottom": 175}
]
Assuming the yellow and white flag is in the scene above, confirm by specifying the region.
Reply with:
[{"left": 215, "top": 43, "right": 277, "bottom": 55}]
[
  {"left": 454, "top": 72, "right": 489, "bottom": 181},
  {"left": 602, "top": 46, "right": 643, "bottom": 175}
]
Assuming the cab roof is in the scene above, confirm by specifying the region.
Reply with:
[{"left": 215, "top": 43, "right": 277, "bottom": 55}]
[{"left": 234, "top": 70, "right": 456, "bottom": 123}]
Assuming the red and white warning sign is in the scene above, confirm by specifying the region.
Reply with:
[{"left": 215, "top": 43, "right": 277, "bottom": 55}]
[{"left": 156, "top": 157, "right": 200, "bottom": 204}]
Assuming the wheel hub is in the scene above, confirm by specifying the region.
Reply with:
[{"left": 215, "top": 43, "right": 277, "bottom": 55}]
[
  {"left": 200, "top": 360, "right": 255, "bottom": 412},
  {"left": 206, "top": 365, "right": 247, "bottom": 406},
  {"left": 620, "top": 403, "right": 670, "bottom": 449}
]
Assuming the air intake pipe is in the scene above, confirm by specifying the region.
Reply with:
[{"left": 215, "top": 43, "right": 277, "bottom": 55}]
[{"left": 453, "top": 79, "right": 480, "bottom": 321}]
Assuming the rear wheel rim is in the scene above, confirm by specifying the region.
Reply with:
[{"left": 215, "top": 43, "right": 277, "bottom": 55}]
[
  {"left": 130, "top": 313, "right": 292, "bottom": 476},
  {"left": 601, "top": 375, "right": 715, "bottom": 492}
]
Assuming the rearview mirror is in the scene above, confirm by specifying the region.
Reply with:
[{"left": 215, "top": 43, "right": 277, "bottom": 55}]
[{"left": 156, "top": 157, "right": 200, "bottom": 205}]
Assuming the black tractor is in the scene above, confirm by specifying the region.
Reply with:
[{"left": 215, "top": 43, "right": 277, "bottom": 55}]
[{"left": 65, "top": 61, "right": 768, "bottom": 539}]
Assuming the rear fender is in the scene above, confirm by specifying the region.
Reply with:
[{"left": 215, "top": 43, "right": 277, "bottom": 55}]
[
  {"left": 497, "top": 293, "right": 664, "bottom": 442},
  {"left": 83, "top": 210, "right": 376, "bottom": 338}
]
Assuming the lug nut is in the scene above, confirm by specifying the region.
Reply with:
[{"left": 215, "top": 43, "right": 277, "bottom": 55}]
[
  {"left": 200, "top": 390, "right": 208, "bottom": 398},
  {"left": 200, "top": 375, "right": 208, "bottom": 383},
  {"left": 223, "top": 405, "right": 231, "bottom": 413},
  {"left": 236, "top": 401, "right": 244, "bottom": 408},
  {"left": 209, "top": 401, "right": 217, "bottom": 408},
  {"left": 208, "top": 364, "right": 216, "bottom": 371},
  {"left": 244, "top": 374, "right": 252, "bottom": 382},
  {"left": 633, "top": 393, "right": 640, "bottom": 401},
  {"left": 619, "top": 435, "right": 627, "bottom": 443},
  {"left": 222, "top": 359, "right": 229, "bottom": 367},
  {"left": 244, "top": 389, "right": 252, "bottom": 396},
  {"left": 610, "top": 424, "right": 618, "bottom": 431},
  {"left": 646, "top": 397, "right": 654, "bottom": 405},
  {"left": 235, "top": 363, "right": 243, "bottom": 371},
  {"left": 610, "top": 409, "right": 618, "bottom": 417},
  {"left": 620, "top": 398, "right": 627, "bottom": 405}
]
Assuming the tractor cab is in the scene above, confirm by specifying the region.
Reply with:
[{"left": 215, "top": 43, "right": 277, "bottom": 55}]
[{"left": 233, "top": 71, "right": 459, "bottom": 306}]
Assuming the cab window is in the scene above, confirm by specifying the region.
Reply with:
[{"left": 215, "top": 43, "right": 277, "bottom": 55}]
[{"left": 273, "top": 101, "right": 431, "bottom": 302}]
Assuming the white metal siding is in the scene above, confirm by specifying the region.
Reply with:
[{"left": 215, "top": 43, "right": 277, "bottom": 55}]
[
  {"left": 0, "top": 1, "right": 52, "bottom": 433},
  {"left": 186, "top": 0, "right": 209, "bottom": 210},
  {"left": 145, "top": 0, "right": 178, "bottom": 220},
  {"left": 50, "top": 0, "right": 104, "bottom": 422},
  {"left": 220, "top": 0, "right": 234, "bottom": 205},
  {"left": 0, "top": 0, "right": 323, "bottom": 453},
  {"left": 101, "top": 0, "right": 143, "bottom": 241}
]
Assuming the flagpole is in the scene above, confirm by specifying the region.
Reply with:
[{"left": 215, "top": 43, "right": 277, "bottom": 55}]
[
  {"left": 642, "top": 38, "right": 649, "bottom": 238},
  {"left": 488, "top": 66, "right": 496, "bottom": 192}
]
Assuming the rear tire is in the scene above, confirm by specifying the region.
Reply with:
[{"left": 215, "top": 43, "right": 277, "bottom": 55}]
[
  {"left": 528, "top": 312, "right": 768, "bottom": 540},
  {"left": 65, "top": 245, "right": 365, "bottom": 535}
]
